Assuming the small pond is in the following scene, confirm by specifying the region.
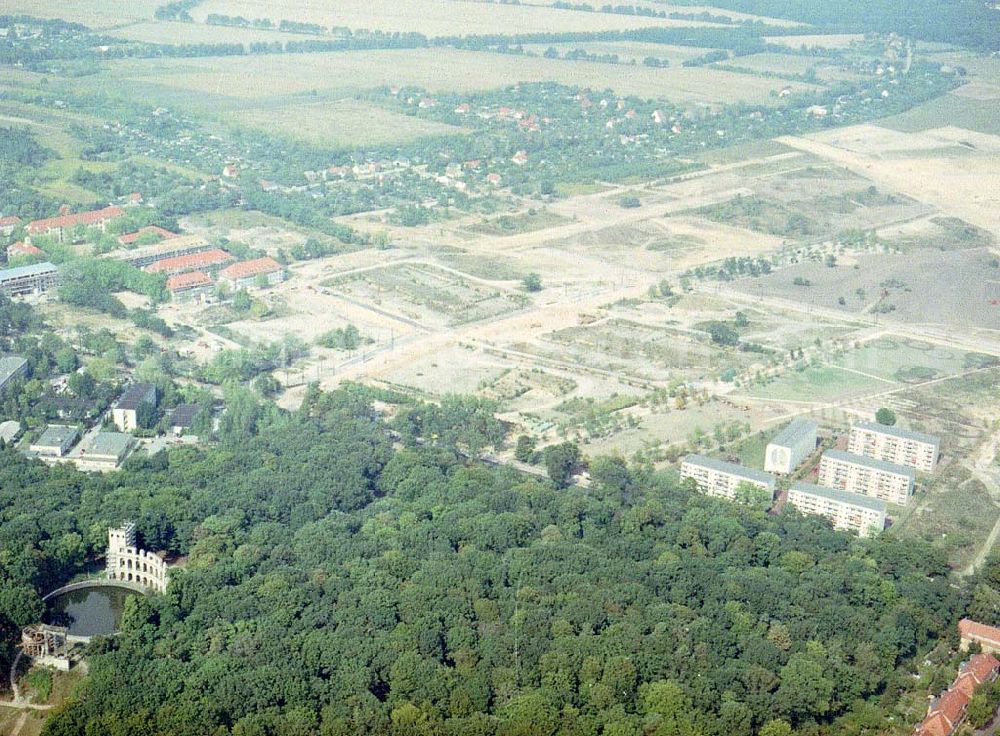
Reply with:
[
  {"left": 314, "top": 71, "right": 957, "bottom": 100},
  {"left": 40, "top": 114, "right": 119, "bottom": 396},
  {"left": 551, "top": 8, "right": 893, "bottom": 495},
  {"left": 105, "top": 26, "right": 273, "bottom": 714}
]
[{"left": 46, "top": 586, "right": 139, "bottom": 637}]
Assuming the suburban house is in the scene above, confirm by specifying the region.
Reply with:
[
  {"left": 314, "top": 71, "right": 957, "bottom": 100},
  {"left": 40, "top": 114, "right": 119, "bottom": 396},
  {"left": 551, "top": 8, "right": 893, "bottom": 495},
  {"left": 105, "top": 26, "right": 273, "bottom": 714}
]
[
  {"left": 764, "top": 418, "right": 818, "bottom": 474},
  {"left": 0, "top": 215, "right": 21, "bottom": 237},
  {"left": 959, "top": 619, "right": 1000, "bottom": 654},
  {"left": 219, "top": 257, "right": 286, "bottom": 290},
  {"left": 118, "top": 225, "right": 178, "bottom": 246},
  {"left": 112, "top": 383, "right": 158, "bottom": 432},
  {"left": 915, "top": 652, "right": 1000, "bottom": 736},
  {"left": 0, "top": 262, "right": 58, "bottom": 297},
  {"left": 166, "top": 271, "right": 214, "bottom": 303},
  {"left": 680, "top": 454, "right": 776, "bottom": 502},
  {"left": 6, "top": 241, "right": 44, "bottom": 260},
  {"left": 26, "top": 205, "right": 124, "bottom": 242},
  {"left": 168, "top": 403, "right": 200, "bottom": 436}
]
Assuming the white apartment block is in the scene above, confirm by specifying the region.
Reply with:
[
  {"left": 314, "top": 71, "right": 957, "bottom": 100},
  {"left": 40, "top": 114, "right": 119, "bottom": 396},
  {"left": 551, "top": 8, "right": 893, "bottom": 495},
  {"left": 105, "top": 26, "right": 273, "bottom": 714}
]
[
  {"left": 680, "top": 454, "right": 776, "bottom": 502},
  {"left": 764, "top": 418, "right": 818, "bottom": 474},
  {"left": 818, "top": 449, "right": 916, "bottom": 505},
  {"left": 848, "top": 421, "right": 939, "bottom": 473},
  {"left": 787, "top": 481, "right": 887, "bottom": 538}
]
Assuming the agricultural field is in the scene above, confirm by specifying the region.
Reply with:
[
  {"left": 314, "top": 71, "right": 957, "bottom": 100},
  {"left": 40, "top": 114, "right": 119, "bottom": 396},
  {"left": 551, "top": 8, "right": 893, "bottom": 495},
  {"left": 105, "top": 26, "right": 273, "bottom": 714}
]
[
  {"left": 188, "top": 0, "right": 732, "bottom": 36},
  {"left": 232, "top": 99, "right": 468, "bottom": 147},
  {"left": 98, "top": 48, "right": 822, "bottom": 105},
  {"left": 762, "top": 33, "right": 865, "bottom": 49},
  {"left": 712, "top": 51, "right": 861, "bottom": 82}
]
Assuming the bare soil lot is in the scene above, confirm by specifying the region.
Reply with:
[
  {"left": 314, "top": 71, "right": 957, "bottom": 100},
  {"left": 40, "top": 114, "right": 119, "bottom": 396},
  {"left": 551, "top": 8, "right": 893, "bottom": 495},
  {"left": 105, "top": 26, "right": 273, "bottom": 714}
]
[
  {"left": 779, "top": 125, "right": 1000, "bottom": 236},
  {"left": 732, "top": 248, "right": 1000, "bottom": 331}
]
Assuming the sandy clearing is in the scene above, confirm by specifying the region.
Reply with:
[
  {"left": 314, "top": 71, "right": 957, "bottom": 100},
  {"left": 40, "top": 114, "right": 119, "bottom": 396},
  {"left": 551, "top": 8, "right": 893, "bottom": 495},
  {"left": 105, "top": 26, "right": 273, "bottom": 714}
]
[{"left": 777, "top": 125, "right": 1000, "bottom": 236}]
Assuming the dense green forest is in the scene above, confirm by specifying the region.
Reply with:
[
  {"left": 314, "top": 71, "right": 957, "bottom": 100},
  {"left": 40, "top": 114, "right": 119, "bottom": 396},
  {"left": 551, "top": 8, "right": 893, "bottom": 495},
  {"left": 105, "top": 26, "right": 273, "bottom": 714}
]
[{"left": 0, "top": 384, "right": 978, "bottom": 735}]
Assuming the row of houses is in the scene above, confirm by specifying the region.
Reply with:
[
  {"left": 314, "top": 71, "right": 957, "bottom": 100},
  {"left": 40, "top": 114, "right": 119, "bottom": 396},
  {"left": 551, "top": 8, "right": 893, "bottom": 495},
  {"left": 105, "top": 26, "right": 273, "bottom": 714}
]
[{"left": 914, "top": 619, "right": 1000, "bottom": 736}]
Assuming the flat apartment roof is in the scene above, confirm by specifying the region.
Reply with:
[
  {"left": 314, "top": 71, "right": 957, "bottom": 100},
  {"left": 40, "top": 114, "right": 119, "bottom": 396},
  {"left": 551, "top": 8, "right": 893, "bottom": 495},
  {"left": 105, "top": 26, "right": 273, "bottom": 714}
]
[
  {"left": 790, "top": 481, "right": 887, "bottom": 514},
  {"left": 0, "top": 355, "right": 26, "bottom": 381},
  {"left": 33, "top": 424, "right": 78, "bottom": 448},
  {"left": 682, "top": 454, "right": 776, "bottom": 487},
  {"left": 0, "top": 261, "right": 57, "bottom": 281},
  {"left": 85, "top": 432, "right": 132, "bottom": 458},
  {"left": 770, "top": 418, "right": 818, "bottom": 449},
  {"left": 117, "top": 383, "right": 157, "bottom": 411},
  {"left": 823, "top": 449, "right": 916, "bottom": 479},
  {"left": 853, "top": 421, "right": 939, "bottom": 447}
]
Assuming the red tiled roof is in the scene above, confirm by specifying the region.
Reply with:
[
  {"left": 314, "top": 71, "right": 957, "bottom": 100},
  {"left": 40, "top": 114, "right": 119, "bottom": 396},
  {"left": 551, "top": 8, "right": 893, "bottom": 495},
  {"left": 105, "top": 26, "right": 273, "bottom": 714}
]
[
  {"left": 0, "top": 215, "right": 21, "bottom": 227},
  {"left": 220, "top": 257, "right": 283, "bottom": 281},
  {"left": 26, "top": 206, "right": 124, "bottom": 234},
  {"left": 145, "top": 249, "right": 233, "bottom": 275},
  {"left": 118, "top": 225, "right": 178, "bottom": 245},
  {"left": 7, "top": 241, "right": 44, "bottom": 257},
  {"left": 166, "top": 271, "right": 213, "bottom": 291},
  {"left": 959, "top": 619, "right": 1000, "bottom": 647}
]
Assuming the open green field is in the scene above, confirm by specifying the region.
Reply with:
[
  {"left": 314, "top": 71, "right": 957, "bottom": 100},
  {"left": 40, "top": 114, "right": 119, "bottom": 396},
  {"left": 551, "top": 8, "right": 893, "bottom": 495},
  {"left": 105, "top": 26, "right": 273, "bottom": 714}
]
[
  {"left": 97, "top": 48, "right": 821, "bottom": 105},
  {"left": 829, "top": 337, "right": 996, "bottom": 384},
  {"left": 234, "top": 99, "right": 468, "bottom": 147},
  {"left": 190, "top": 0, "right": 728, "bottom": 36},
  {"left": 714, "top": 52, "right": 860, "bottom": 82},
  {"left": 763, "top": 33, "right": 864, "bottom": 49},
  {"left": 527, "top": 0, "right": 806, "bottom": 26},
  {"left": 747, "top": 364, "right": 886, "bottom": 402}
]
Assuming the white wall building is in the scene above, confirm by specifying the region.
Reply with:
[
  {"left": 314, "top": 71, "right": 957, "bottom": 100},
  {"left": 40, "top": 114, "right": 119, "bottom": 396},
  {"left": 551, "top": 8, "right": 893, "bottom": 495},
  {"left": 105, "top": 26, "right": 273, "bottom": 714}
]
[
  {"left": 764, "top": 419, "right": 818, "bottom": 474},
  {"left": 848, "top": 421, "right": 940, "bottom": 473},
  {"left": 818, "top": 449, "right": 915, "bottom": 505},
  {"left": 787, "top": 481, "right": 887, "bottom": 537},
  {"left": 680, "top": 454, "right": 776, "bottom": 502}
]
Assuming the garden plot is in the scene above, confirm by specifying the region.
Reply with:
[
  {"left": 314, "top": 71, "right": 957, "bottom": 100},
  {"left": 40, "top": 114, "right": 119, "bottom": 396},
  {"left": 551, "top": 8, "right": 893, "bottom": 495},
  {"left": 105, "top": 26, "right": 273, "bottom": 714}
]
[
  {"left": 480, "top": 368, "right": 577, "bottom": 406},
  {"left": 323, "top": 263, "right": 530, "bottom": 328}
]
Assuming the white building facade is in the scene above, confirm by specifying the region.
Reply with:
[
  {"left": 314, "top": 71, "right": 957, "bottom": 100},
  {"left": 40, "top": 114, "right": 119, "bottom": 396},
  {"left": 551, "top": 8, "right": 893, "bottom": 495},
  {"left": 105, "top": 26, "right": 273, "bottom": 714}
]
[
  {"left": 787, "top": 481, "right": 887, "bottom": 537},
  {"left": 764, "top": 419, "right": 818, "bottom": 474},
  {"left": 848, "top": 421, "right": 940, "bottom": 473},
  {"left": 818, "top": 449, "right": 915, "bottom": 505},
  {"left": 680, "top": 454, "right": 777, "bottom": 502}
]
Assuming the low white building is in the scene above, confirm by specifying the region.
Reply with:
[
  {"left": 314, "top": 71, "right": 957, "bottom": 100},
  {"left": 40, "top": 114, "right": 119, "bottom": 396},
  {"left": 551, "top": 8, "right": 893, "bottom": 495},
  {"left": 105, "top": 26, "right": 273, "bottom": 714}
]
[
  {"left": 818, "top": 449, "right": 915, "bottom": 505},
  {"left": 787, "top": 481, "right": 887, "bottom": 538},
  {"left": 680, "top": 454, "right": 776, "bottom": 502},
  {"left": 29, "top": 424, "right": 79, "bottom": 458},
  {"left": 764, "top": 419, "right": 818, "bottom": 474}
]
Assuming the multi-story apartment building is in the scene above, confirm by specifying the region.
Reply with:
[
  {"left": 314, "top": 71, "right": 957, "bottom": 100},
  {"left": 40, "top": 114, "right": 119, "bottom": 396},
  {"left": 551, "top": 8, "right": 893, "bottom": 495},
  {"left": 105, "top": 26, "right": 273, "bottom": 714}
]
[
  {"left": 818, "top": 449, "right": 916, "bottom": 505},
  {"left": 680, "top": 454, "right": 776, "bottom": 502},
  {"left": 786, "top": 481, "right": 887, "bottom": 537},
  {"left": 764, "top": 418, "right": 818, "bottom": 474},
  {"left": 847, "top": 421, "right": 940, "bottom": 473}
]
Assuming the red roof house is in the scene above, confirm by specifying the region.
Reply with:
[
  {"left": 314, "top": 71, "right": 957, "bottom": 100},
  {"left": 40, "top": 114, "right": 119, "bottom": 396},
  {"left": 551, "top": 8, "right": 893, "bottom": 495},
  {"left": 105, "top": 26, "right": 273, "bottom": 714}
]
[
  {"left": 118, "top": 225, "right": 178, "bottom": 246},
  {"left": 6, "top": 241, "right": 45, "bottom": 260},
  {"left": 219, "top": 257, "right": 286, "bottom": 288},
  {"left": 959, "top": 619, "right": 1000, "bottom": 653},
  {"left": 915, "top": 652, "right": 1000, "bottom": 736},
  {"left": 145, "top": 249, "right": 234, "bottom": 276},
  {"left": 26, "top": 206, "right": 124, "bottom": 242}
]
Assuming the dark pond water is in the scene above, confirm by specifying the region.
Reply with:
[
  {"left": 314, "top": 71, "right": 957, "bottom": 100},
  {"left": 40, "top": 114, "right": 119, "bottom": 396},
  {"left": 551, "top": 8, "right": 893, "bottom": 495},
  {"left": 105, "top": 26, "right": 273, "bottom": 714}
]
[{"left": 46, "top": 586, "right": 139, "bottom": 637}]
